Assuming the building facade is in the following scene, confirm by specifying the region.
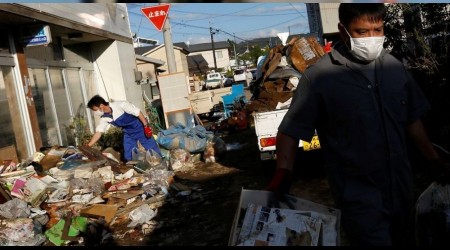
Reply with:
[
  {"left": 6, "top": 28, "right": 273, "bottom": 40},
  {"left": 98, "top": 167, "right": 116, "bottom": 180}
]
[
  {"left": 186, "top": 41, "right": 231, "bottom": 73},
  {"left": 0, "top": 3, "right": 142, "bottom": 161},
  {"left": 306, "top": 3, "right": 340, "bottom": 45}
]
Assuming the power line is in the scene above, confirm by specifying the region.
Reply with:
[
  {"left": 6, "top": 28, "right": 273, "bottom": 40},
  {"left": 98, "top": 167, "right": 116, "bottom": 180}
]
[
  {"left": 129, "top": 3, "right": 309, "bottom": 43},
  {"left": 129, "top": 9, "right": 305, "bottom": 21},
  {"left": 171, "top": 21, "right": 248, "bottom": 43},
  {"left": 216, "top": 29, "right": 248, "bottom": 43},
  {"left": 171, "top": 3, "right": 265, "bottom": 18},
  {"left": 172, "top": 11, "right": 304, "bottom": 20},
  {"left": 236, "top": 16, "right": 301, "bottom": 33},
  {"left": 289, "top": 3, "right": 308, "bottom": 20},
  {"left": 171, "top": 21, "right": 210, "bottom": 31}
]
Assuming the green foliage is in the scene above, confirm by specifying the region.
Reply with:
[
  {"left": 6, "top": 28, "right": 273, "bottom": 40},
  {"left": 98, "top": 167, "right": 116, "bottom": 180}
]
[
  {"left": 384, "top": 3, "right": 449, "bottom": 76},
  {"left": 384, "top": 3, "right": 450, "bottom": 149},
  {"left": 145, "top": 103, "right": 164, "bottom": 133},
  {"left": 69, "top": 116, "right": 92, "bottom": 146},
  {"left": 224, "top": 69, "right": 234, "bottom": 78},
  {"left": 67, "top": 103, "right": 92, "bottom": 146},
  {"left": 97, "top": 126, "right": 123, "bottom": 151},
  {"left": 239, "top": 44, "right": 267, "bottom": 68}
]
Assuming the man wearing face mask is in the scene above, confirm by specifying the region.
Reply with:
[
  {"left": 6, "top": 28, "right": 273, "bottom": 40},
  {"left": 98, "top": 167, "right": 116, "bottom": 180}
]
[
  {"left": 267, "top": 3, "right": 450, "bottom": 246},
  {"left": 86, "top": 95, "right": 161, "bottom": 162}
]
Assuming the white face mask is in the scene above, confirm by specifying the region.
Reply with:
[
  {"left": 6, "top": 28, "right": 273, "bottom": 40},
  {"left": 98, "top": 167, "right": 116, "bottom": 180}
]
[
  {"left": 343, "top": 26, "right": 385, "bottom": 62},
  {"left": 94, "top": 108, "right": 104, "bottom": 116}
]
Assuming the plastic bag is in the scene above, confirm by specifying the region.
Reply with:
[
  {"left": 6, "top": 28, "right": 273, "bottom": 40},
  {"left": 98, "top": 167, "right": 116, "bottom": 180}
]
[
  {"left": 169, "top": 149, "right": 192, "bottom": 171},
  {"left": 415, "top": 182, "right": 450, "bottom": 246},
  {"left": 146, "top": 149, "right": 164, "bottom": 168},
  {"left": 131, "top": 147, "right": 146, "bottom": 161}
]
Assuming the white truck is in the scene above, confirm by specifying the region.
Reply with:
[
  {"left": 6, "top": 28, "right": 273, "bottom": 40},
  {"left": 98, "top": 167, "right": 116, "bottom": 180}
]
[
  {"left": 233, "top": 69, "right": 247, "bottom": 85},
  {"left": 252, "top": 36, "right": 324, "bottom": 161},
  {"left": 254, "top": 108, "right": 291, "bottom": 160},
  {"left": 205, "top": 71, "right": 224, "bottom": 90},
  {"left": 253, "top": 108, "right": 321, "bottom": 160}
]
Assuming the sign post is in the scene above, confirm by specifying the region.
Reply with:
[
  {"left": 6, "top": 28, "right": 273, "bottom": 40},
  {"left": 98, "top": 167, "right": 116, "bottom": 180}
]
[
  {"left": 141, "top": 4, "right": 187, "bottom": 127},
  {"left": 141, "top": 4, "right": 171, "bottom": 32}
]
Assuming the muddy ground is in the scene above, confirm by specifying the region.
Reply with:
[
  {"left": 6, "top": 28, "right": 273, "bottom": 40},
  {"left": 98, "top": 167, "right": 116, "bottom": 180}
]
[
  {"left": 106, "top": 120, "right": 338, "bottom": 246},
  {"left": 106, "top": 89, "right": 435, "bottom": 246}
]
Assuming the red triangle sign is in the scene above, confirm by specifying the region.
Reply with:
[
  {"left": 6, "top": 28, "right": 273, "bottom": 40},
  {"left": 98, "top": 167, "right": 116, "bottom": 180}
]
[{"left": 141, "top": 4, "right": 171, "bottom": 32}]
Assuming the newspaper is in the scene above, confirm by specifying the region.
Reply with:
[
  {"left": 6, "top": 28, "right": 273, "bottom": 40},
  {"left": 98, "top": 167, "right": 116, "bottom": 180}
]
[{"left": 236, "top": 203, "right": 322, "bottom": 246}]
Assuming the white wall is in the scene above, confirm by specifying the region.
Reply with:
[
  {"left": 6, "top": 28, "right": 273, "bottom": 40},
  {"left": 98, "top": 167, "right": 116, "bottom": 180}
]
[
  {"left": 19, "top": 3, "right": 131, "bottom": 38},
  {"left": 90, "top": 40, "right": 145, "bottom": 112},
  {"left": 319, "top": 3, "right": 340, "bottom": 34},
  {"left": 190, "top": 47, "right": 230, "bottom": 71}
]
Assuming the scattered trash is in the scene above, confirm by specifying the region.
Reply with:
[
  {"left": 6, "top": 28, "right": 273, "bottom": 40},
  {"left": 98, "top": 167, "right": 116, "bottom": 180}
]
[{"left": 128, "top": 204, "right": 158, "bottom": 228}]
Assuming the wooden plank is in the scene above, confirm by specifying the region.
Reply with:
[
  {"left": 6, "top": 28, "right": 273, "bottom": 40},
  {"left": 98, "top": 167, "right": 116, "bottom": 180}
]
[
  {"left": 0, "top": 184, "right": 12, "bottom": 203},
  {"left": 0, "top": 145, "right": 19, "bottom": 163},
  {"left": 77, "top": 145, "right": 121, "bottom": 173}
]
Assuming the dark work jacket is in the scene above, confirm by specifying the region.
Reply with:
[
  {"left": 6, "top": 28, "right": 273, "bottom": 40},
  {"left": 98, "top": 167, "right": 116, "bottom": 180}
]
[{"left": 279, "top": 42, "right": 430, "bottom": 215}]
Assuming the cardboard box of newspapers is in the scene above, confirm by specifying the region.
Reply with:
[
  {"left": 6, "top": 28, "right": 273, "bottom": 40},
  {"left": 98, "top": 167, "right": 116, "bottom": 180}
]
[{"left": 228, "top": 189, "right": 341, "bottom": 246}]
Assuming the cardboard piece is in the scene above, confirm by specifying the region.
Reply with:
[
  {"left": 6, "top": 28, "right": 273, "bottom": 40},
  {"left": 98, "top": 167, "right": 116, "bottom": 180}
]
[
  {"left": 0, "top": 145, "right": 19, "bottom": 163},
  {"left": 228, "top": 189, "right": 341, "bottom": 246},
  {"left": 79, "top": 204, "right": 118, "bottom": 224},
  {"left": 40, "top": 154, "right": 61, "bottom": 171}
]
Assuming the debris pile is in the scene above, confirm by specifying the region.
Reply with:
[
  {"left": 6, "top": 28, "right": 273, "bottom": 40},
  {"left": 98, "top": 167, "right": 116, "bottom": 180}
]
[
  {"left": 246, "top": 36, "right": 326, "bottom": 113},
  {"left": 0, "top": 124, "right": 233, "bottom": 246}
]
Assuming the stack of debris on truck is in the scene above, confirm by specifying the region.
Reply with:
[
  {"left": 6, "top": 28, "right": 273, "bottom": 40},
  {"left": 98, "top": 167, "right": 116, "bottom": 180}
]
[
  {"left": 246, "top": 36, "right": 326, "bottom": 114},
  {"left": 245, "top": 36, "right": 326, "bottom": 160}
]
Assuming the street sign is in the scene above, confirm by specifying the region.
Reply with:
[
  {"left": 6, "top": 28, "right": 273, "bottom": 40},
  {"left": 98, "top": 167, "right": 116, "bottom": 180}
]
[
  {"left": 141, "top": 4, "right": 171, "bottom": 32},
  {"left": 21, "top": 25, "right": 52, "bottom": 46}
]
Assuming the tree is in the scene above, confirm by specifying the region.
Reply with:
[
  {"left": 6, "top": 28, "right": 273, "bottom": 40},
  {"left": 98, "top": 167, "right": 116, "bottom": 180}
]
[
  {"left": 238, "top": 44, "right": 268, "bottom": 68},
  {"left": 227, "top": 39, "right": 237, "bottom": 60},
  {"left": 385, "top": 3, "right": 449, "bottom": 76},
  {"left": 385, "top": 3, "right": 450, "bottom": 149}
]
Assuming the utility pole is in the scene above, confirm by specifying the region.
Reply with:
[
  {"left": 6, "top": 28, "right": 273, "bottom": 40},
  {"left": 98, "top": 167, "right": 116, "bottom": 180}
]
[
  {"left": 210, "top": 27, "right": 217, "bottom": 71},
  {"left": 233, "top": 33, "right": 238, "bottom": 68},
  {"left": 163, "top": 17, "right": 177, "bottom": 73}
]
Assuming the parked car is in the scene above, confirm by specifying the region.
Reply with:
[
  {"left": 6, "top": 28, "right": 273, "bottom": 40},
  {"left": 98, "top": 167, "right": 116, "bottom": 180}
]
[
  {"left": 204, "top": 71, "right": 223, "bottom": 89},
  {"left": 223, "top": 76, "right": 233, "bottom": 87},
  {"left": 233, "top": 69, "right": 247, "bottom": 85}
]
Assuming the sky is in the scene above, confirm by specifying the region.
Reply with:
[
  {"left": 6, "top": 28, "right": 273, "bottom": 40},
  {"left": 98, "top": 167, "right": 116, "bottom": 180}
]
[
  {"left": 3, "top": 1, "right": 450, "bottom": 46},
  {"left": 127, "top": 1, "right": 450, "bottom": 46},
  {"left": 126, "top": 3, "right": 311, "bottom": 46}
]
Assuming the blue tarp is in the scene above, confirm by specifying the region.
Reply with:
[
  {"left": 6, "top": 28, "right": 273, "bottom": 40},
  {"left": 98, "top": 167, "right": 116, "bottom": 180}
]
[{"left": 156, "top": 123, "right": 214, "bottom": 154}]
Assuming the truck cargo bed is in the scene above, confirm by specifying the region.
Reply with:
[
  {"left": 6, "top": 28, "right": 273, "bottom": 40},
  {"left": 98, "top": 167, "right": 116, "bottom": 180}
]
[{"left": 254, "top": 108, "right": 305, "bottom": 160}]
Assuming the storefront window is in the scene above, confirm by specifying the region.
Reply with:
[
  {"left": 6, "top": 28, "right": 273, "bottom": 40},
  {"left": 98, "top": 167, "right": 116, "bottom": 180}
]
[
  {"left": 0, "top": 66, "right": 15, "bottom": 148},
  {"left": 0, "top": 29, "right": 10, "bottom": 56},
  {"left": 66, "top": 68, "right": 97, "bottom": 145},
  {"left": 48, "top": 68, "right": 75, "bottom": 147},
  {"left": 29, "top": 68, "right": 60, "bottom": 146},
  {"left": 82, "top": 70, "right": 97, "bottom": 133},
  {"left": 29, "top": 68, "right": 95, "bottom": 147}
]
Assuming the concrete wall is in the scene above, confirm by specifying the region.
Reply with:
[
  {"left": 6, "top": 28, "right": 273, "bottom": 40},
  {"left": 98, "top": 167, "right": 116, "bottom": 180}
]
[
  {"left": 90, "top": 40, "right": 145, "bottom": 112},
  {"left": 19, "top": 3, "right": 131, "bottom": 38},
  {"left": 147, "top": 46, "right": 189, "bottom": 77}
]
